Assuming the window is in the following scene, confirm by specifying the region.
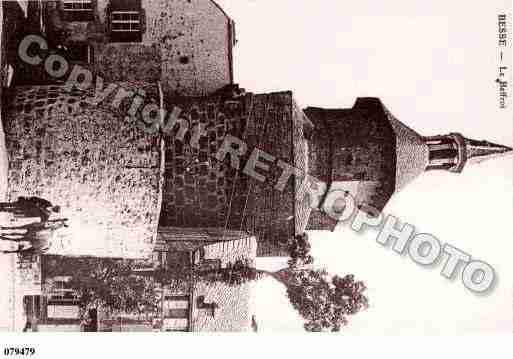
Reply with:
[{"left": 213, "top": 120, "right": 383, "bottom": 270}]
[
  {"left": 111, "top": 11, "right": 140, "bottom": 32},
  {"left": 67, "top": 42, "right": 94, "bottom": 63},
  {"left": 109, "top": 0, "right": 143, "bottom": 42},
  {"left": 62, "top": 0, "right": 94, "bottom": 21}
]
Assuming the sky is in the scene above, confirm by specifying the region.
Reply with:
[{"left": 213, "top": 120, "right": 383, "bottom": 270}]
[{"left": 215, "top": 0, "right": 513, "bottom": 333}]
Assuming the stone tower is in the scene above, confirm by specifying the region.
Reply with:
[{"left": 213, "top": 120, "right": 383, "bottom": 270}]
[
  {"left": 0, "top": 0, "right": 237, "bottom": 258},
  {"left": 304, "top": 98, "right": 513, "bottom": 230},
  {"left": 157, "top": 93, "right": 512, "bottom": 256},
  {"left": 1, "top": 1, "right": 511, "bottom": 259}
]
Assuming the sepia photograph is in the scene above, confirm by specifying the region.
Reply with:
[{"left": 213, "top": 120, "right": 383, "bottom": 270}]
[{"left": 0, "top": 0, "right": 512, "bottom": 357}]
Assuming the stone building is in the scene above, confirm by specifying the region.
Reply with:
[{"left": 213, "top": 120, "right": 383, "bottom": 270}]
[
  {"left": 32, "top": 230, "right": 257, "bottom": 332},
  {"left": 155, "top": 229, "right": 257, "bottom": 332},
  {"left": 13, "top": 0, "right": 235, "bottom": 96},
  {"left": 1, "top": 0, "right": 511, "bottom": 261},
  {"left": 304, "top": 99, "right": 513, "bottom": 231},
  {"left": 3, "top": 83, "right": 163, "bottom": 259},
  {"left": 158, "top": 93, "right": 513, "bottom": 256},
  {"left": 0, "top": 0, "right": 237, "bottom": 257}
]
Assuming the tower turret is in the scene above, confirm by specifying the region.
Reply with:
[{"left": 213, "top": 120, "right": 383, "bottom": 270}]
[{"left": 305, "top": 98, "right": 513, "bottom": 230}]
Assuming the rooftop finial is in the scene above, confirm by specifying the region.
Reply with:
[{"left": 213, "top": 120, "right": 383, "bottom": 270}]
[{"left": 463, "top": 136, "right": 513, "bottom": 166}]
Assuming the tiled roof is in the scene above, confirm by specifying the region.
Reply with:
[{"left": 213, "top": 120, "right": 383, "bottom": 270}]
[
  {"left": 192, "top": 280, "right": 253, "bottom": 332},
  {"left": 156, "top": 227, "right": 254, "bottom": 253},
  {"left": 191, "top": 236, "right": 257, "bottom": 332},
  {"left": 384, "top": 106, "right": 429, "bottom": 192},
  {"left": 203, "top": 235, "right": 257, "bottom": 266}
]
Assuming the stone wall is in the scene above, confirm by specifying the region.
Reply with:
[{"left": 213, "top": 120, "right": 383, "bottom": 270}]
[
  {"left": 192, "top": 279, "right": 252, "bottom": 332},
  {"left": 95, "top": 43, "right": 161, "bottom": 83},
  {"left": 160, "top": 95, "right": 249, "bottom": 229},
  {"left": 143, "top": 0, "right": 233, "bottom": 96},
  {"left": 160, "top": 92, "right": 305, "bottom": 257},
  {"left": 304, "top": 99, "right": 397, "bottom": 229},
  {"left": 3, "top": 84, "right": 164, "bottom": 258},
  {"left": 80, "top": 0, "right": 233, "bottom": 96},
  {"left": 293, "top": 102, "right": 313, "bottom": 236}
]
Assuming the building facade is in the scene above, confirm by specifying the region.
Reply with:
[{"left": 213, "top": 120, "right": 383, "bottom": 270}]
[
  {"left": 11, "top": 0, "right": 235, "bottom": 96},
  {"left": 1, "top": 0, "right": 511, "bottom": 261}
]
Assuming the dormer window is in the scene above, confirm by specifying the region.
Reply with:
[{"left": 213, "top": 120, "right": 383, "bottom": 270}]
[
  {"left": 62, "top": 0, "right": 94, "bottom": 21},
  {"left": 108, "top": 0, "right": 143, "bottom": 42}
]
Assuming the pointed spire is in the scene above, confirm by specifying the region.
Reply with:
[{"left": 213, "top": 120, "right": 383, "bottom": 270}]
[
  {"left": 463, "top": 136, "right": 513, "bottom": 166},
  {"left": 424, "top": 133, "right": 513, "bottom": 173}
]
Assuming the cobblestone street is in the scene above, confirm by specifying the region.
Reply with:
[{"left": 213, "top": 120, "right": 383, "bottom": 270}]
[
  {"left": 0, "top": 89, "right": 41, "bottom": 332},
  {"left": 0, "top": 116, "right": 18, "bottom": 331},
  {"left": 0, "top": 86, "right": 15, "bottom": 330},
  {"left": 0, "top": 252, "right": 15, "bottom": 331}
]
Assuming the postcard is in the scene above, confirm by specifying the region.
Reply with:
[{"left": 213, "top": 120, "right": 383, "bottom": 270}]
[{"left": 0, "top": 0, "right": 511, "bottom": 345}]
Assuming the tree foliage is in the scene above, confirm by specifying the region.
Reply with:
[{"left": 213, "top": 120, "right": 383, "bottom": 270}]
[
  {"left": 284, "top": 270, "right": 368, "bottom": 332},
  {"left": 283, "top": 233, "right": 368, "bottom": 331},
  {"left": 198, "top": 259, "right": 260, "bottom": 286},
  {"left": 44, "top": 257, "right": 159, "bottom": 315},
  {"left": 287, "top": 233, "right": 314, "bottom": 268}
]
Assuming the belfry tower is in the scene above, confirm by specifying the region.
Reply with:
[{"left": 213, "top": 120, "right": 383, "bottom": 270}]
[
  {"left": 304, "top": 99, "right": 513, "bottom": 230},
  {"left": 1, "top": 1, "right": 511, "bottom": 258}
]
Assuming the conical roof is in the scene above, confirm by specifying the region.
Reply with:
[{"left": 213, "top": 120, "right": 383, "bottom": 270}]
[
  {"left": 463, "top": 137, "right": 513, "bottom": 166},
  {"left": 382, "top": 105, "right": 429, "bottom": 192}
]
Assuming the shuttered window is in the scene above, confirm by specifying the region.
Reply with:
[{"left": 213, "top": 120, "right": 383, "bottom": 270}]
[
  {"left": 109, "top": 0, "right": 143, "bottom": 42},
  {"left": 62, "top": 0, "right": 94, "bottom": 21}
]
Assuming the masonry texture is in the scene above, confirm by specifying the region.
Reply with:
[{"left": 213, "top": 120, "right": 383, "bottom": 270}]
[
  {"left": 2, "top": 84, "right": 164, "bottom": 258},
  {"left": 191, "top": 235, "right": 256, "bottom": 331},
  {"left": 40, "top": 0, "right": 234, "bottom": 96},
  {"left": 96, "top": 43, "right": 162, "bottom": 83},
  {"left": 385, "top": 106, "right": 430, "bottom": 192},
  {"left": 305, "top": 98, "right": 403, "bottom": 230},
  {"left": 160, "top": 92, "right": 307, "bottom": 257},
  {"left": 142, "top": 0, "right": 233, "bottom": 96}
]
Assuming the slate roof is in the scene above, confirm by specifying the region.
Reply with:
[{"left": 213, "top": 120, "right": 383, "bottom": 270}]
[
  {"left": 191, "top": 236, "right": 257, "bottom": 332},
  {"left": 384, "top": 105, "right": 429, "bottom": 192}
]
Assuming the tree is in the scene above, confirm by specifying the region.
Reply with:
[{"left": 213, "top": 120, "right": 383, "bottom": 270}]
[
  {"left": 280, "top": 233, "right": 368, "bottom": 331},
  {"left": 44, "top": 256, "right": 159, "bottom": 316},
  {"left": 191, "top": 233, "right": 368, "bottom": 332},
  {"left": 288, "top": 271, "right": 368, "bottom": 332},
  {"left": 258, "top": 268, "right": 368, "bottom": 332},
  {"left": 287, "top": 233, "right": 314, "bottom": 268},
  {"left": 198, "top": 259, "right": 261, "bottom": 286}
]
